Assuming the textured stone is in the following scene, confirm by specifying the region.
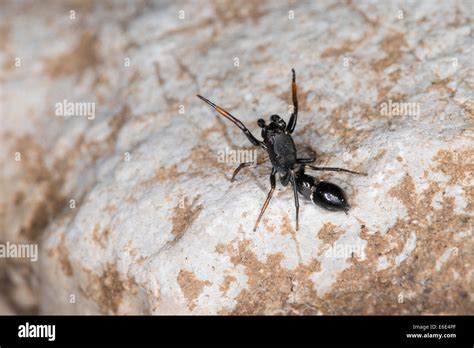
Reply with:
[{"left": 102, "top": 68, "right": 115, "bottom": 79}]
[{"left": 0, "top": 0, "right": 472, "bottom": 315}]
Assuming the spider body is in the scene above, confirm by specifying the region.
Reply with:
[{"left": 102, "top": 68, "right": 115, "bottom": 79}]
[
  {"left": 259, "top": 115, "right": 297, "bottom": 183},
  {"left": 197, "top": 69, "right": 365, "bottom": 231}
]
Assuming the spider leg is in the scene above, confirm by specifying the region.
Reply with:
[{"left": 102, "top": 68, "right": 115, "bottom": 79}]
[
  {"left": 231, "top": 158, "right": 267, "bottom": 182},
  {"left": 197, "top": 95, "right": 266, "bottom": 149},
  {"left": 296, "top": 157, "right": 315, "bottom": 164},
  {"left": 286, "top": 69, "right": 298, "bottom": 134},
  {"left": 289, "top": 169, "right": 300, "bottom": 231},
  {"left": 253, "top": 168, "right": 276, "bottom": 231},
  {"left": 305, "top": 164, "right": 367, "bottom": 176}
]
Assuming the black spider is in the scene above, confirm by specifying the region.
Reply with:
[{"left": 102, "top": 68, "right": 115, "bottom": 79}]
[{"left": 197, "top": 69, "right": 365, "bottom": 231}]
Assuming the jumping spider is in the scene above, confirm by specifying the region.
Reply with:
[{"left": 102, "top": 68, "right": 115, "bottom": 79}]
[{"left": 197, "top": 69, "right": 365, "bottom": 231}]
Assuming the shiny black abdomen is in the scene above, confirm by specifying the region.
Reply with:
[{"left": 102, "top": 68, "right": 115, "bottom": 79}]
[
  {"left": 312, "top": 181, "right": 349, "bottom": 211},
  {"left": 296, "top": 172, "right": 350, "bottom": 212}
]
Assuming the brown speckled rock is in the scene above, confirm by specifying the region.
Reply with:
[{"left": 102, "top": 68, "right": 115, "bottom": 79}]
[{"left": 1, "top": 0, "right": 472, "bottom": 315}]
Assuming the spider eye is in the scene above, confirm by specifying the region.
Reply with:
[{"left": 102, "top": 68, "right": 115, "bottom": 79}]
[
  {"left": 270, "top": 114, "right": 280, "bottom": 122},
  {"left": 257, "top": 119, "right": 265, "bottom": 127}
]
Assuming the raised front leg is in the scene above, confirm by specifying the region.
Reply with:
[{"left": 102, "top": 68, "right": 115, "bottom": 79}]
[
  {"left": 286, "top": 69, "right": 298, "bottom": 134},
  {"left": 197, "top": 95, "right": 266, "bottom": 149}
]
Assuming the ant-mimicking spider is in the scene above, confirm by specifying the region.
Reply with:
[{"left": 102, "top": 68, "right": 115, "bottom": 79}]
[{"left": 197, "top": 69, "right": 366, "bottom": 231}]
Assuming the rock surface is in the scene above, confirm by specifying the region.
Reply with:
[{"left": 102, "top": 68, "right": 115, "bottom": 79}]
[{"left": 1, "top": 0, "right": 473, "bottom": 314}]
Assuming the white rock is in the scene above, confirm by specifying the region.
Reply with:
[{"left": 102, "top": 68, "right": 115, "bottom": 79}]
[{"left": 1, "top": 1, "right": 472, "bottom": 315}]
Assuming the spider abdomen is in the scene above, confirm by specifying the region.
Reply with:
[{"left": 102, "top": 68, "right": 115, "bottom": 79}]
[{"left": 312, "top": 181, "right": 350, "bottom": 212}]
